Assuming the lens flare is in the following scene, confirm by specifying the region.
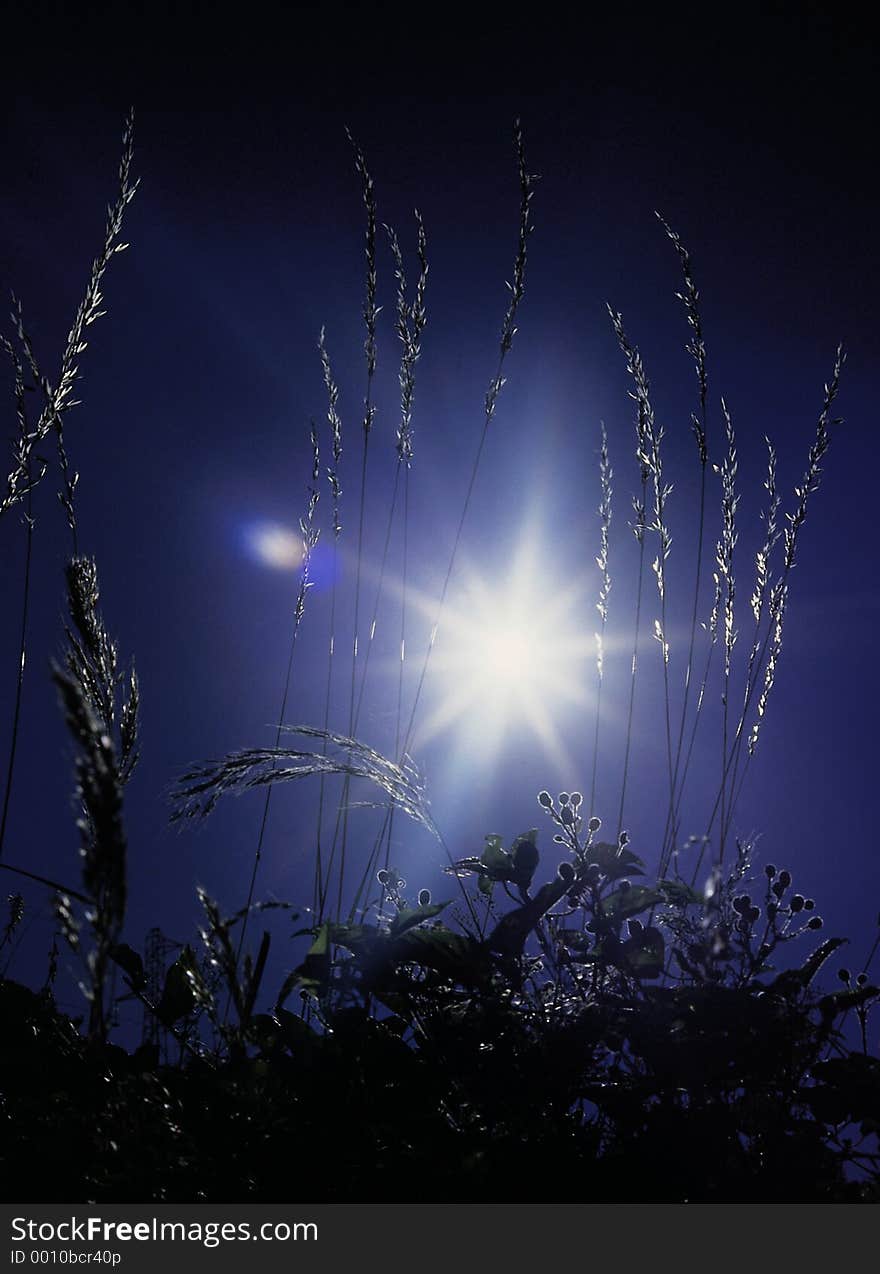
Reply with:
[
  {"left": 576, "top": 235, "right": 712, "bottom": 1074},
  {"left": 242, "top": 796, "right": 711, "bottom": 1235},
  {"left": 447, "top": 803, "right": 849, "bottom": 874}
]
[{"left": 245, "top": 521, "right": 303, "bottom": 570}]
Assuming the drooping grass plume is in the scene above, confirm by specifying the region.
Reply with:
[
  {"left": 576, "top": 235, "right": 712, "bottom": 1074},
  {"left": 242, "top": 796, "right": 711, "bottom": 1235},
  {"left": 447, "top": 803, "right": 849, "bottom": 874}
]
[{"left": 171, "top": 725, "right": 438, "bottom": 841}]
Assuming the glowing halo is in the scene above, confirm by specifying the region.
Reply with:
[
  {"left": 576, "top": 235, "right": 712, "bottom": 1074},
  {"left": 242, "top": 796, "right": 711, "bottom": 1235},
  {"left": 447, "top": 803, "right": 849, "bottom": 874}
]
[{"left": 413, "top": 533, "right": 597, "bottom": 774}]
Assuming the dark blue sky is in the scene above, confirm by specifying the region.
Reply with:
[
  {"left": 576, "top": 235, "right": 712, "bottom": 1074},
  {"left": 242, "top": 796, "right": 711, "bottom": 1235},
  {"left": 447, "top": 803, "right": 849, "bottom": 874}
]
[{"left": 1, "top": 3, "right": 878, "bottom": 1026}]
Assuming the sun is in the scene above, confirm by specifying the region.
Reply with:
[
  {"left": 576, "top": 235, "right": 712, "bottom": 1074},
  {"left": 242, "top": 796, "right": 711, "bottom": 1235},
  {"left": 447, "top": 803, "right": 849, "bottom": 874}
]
[{"left": 414, "top": 530, "right": 596, "bottom": 773}]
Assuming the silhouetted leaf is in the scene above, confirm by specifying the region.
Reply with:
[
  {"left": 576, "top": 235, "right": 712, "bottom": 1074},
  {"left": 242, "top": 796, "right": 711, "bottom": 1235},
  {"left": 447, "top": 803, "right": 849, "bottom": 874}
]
[
  {"left": 621, "top": 926, "right": 665, "bottom": 979},
  {"left": 389, "top": 900, "right": 451, "bottom": 937},
  {"left": 603, "top": 885, "right": 665, "bottom": 923},
  {"left": 109, "top": 942, "right": 145, "bottom": 989},
  {"left": 657, "top": 879, "right": 703, "bottom": 907},
  {"left": 586, "top": 841, "right": 646, "bottom": 880},
  {"left": 155, "top": 945, "right": 205, "bottom": 1025},
  {"left": 510, "top": 829, "right": 540, "bottom": 888}
]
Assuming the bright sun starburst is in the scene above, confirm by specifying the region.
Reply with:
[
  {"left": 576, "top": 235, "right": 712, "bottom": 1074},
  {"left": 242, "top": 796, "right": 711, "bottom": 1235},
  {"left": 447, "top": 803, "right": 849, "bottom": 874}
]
[{"left": 415, "top": 532, "right": 596, "bottom": 773}]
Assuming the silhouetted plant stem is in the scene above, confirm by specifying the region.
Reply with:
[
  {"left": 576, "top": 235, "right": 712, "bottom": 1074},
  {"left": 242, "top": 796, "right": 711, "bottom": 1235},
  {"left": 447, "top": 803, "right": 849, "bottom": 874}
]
[
  {"left": 0, "top": 485, "right": 33, "bottom": 866},
  {"left": 314, "top": 328, "right": 343, "bottom": 920},
  {"left": 589, "top": 423, "right": 612, "bottom": 818},
  {"left": 399, "top": 120, "right": 536, "bottom": 763},
  {"left": 616, "top": 481, "right": 647, "bottom": 840},
  {"left": 656, "top": 215, "right": 708, "bottom": 874},
  {"left": 330, "top": 129, "right": 378, "bottom": 924},
  {"left": 236, "top": 428, "right": 320, "bottom": 977}
]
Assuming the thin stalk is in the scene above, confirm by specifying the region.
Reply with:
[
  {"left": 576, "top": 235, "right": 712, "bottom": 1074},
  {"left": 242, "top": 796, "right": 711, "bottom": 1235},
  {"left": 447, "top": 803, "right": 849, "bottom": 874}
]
[
  {"left": 656, "top": 214, "right": 709, "bottom": 872},
  {"left": 589, "top": 423, "right": 612, "bottom": 817},
  {"left": 0, "top": 497, "right": 32, "bottom": 863},
  {"left": 333, "top": 129, "right": 379, "bottom": 924},
  {"left": 616, "top": 482, "right": 647, "bottom": 840},
  {"left": 398, "top": 120, "right": 535, "bottom": 763},
  {"left": 608, "top": 307, "right": 675, "bottom": 840},
  {"left": 314, "top": 328, "right": 343, "bottom": 919},
  {"left": 236, "top": 428, "right": 320, "bottom": 972},
  {"left": 356, "top": 122, "right": 536, "bottom": 929}
]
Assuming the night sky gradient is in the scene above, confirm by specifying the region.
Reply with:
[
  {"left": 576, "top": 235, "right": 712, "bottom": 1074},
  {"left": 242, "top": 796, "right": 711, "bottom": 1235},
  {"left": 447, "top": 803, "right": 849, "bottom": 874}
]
[{"left": 1, "top": 3, "right": 878, "bottom": 1032}]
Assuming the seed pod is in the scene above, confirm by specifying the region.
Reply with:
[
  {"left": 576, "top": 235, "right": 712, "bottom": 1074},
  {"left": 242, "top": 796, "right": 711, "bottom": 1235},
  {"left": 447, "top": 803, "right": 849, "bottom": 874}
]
[
  {"left": 588, "top": 816, "right": 602, "bottom": 833},
  {"left": 765, "top": 864, "right": 777, "bottom": 879},
  {"left": 790, "top": 894, "right": 805, "bottom": 913},
  {"left": 778, "top": 869, "right": 792, "bottom": 888},
  {"left": 557, "top": 861, "right": 575, "bottom": 883},
  {"left": 807, "top": 916, "right": 823, "bottom": 930},
  {"left": 538, "top": 790, "right": 553, "bottom": 808},
  {"left": 418, "top": 888, "right": 431, "bottom": 907}
]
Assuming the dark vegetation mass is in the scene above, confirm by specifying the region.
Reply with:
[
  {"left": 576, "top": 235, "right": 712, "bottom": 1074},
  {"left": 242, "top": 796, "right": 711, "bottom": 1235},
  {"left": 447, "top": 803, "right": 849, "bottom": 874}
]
[{"left": 1, "top": 115, "right": 878, "bottom": 1203}]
